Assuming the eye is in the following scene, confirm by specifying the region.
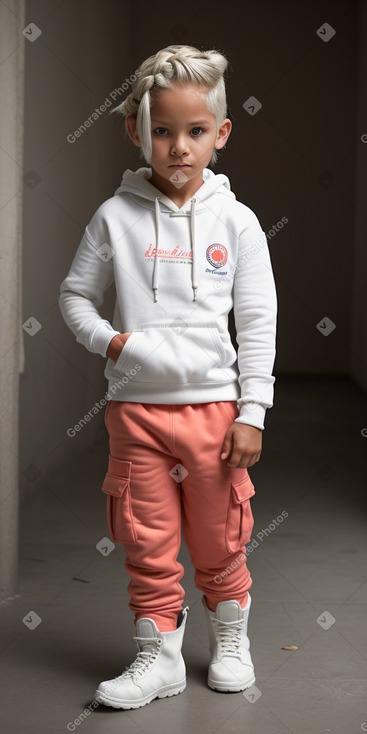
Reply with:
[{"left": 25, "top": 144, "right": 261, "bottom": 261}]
[
  {"left": 191, "top": 127, "right": 204, "bottom": 136},
  {"left": 153, "top": 127, "right": 168, "bottom": 135}
]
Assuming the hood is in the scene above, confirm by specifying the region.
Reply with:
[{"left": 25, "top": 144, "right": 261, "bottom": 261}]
[{"left": 113, "top": 166, "right": 236, "bottom": 302}]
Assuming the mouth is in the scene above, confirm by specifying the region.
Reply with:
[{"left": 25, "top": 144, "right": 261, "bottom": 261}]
[{"left": 169, "top": 164, "right": 191, "bottom": 168}]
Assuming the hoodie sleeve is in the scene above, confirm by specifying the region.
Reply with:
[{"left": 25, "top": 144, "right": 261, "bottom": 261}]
[
  {"left": 233, "top": 211, "right": 278, "bottom": 430},
  {"left": 59, "top": 215, "right": 121, "bottom": 357}
]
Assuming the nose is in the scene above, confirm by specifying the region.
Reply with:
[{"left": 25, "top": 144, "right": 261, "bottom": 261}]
[{"left": 170, "top": 134, "right": 189, "bottom": 157}]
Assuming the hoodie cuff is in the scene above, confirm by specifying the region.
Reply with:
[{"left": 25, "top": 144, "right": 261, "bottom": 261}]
[
  {"left": 90, "top": 323, "right": 121, "bottom": 357},
  {"left": 234, "top": 402, "right": 266, "bottom": 431}
]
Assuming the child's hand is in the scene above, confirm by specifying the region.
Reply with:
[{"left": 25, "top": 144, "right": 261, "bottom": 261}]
[
  {"left": 220, "top": 423, "right": 262, "bottom": 468},
  {"left": 106, "top": 333, "right": 131, "bottom": 363}
]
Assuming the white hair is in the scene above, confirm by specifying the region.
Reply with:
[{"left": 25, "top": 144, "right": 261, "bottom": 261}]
[{"left": 109, "top": 44, "right": 230, "bottom": 166}]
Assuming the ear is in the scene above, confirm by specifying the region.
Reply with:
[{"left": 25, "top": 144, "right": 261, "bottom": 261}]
[
  {"left": 214, "top": 118, "right": 232, "bottom": 150},
  {"left": 125, "top": 115, "right": 141, "bottom": 148}
]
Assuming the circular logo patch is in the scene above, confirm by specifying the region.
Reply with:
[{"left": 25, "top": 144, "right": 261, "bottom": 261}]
[{"left": 206, "top": 243, "right": 228, "bottom": 269}]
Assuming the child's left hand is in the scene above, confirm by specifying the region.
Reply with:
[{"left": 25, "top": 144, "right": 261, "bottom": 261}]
[{"left": 220, "top": 423, "right": 262, "bottom": 468}]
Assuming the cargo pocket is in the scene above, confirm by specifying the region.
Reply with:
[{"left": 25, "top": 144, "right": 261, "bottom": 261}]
[
  {"left": 101, "top": 456, "right": 138, "bottom": 545},
  {"left": 225, "top": 472, "right": 255, "bottom": 554}
]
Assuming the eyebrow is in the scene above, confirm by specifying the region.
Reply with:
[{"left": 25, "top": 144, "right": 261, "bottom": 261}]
[{"left": 151, "top": 119, "right": 209, "bottom": 125}]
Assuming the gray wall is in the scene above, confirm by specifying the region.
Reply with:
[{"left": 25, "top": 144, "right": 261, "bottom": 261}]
[
  {"left": 21, "top": 0, "right": 366, "bottom": 497},
  {"left": 351, "top": 0, "right": 367, "bottom": 393}
]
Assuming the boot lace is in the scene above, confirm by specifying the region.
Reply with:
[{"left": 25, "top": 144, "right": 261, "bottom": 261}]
[
  {"left": 120, "top": 636, "right": 163, "bottom": 678},
  {"left": 214, "top": 618, "right": 244, "bottom": 657}
]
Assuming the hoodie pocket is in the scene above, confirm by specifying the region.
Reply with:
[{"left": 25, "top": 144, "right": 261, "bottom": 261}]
[
  {"left": 225, "top": 472, "right": 255, "bottom": 554},
  {"left": 101, "top": 456, "right": 138, "bottom": 545},
  {"left": 113, "top": 321, "right": 235, "bottom": 384}
]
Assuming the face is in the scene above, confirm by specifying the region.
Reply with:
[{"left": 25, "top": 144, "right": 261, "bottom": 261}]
[{"left": 126, "top": 83, "right": 232, "bottom": 203}]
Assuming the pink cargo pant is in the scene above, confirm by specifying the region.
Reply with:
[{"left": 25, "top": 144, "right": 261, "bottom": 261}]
[{"left": 101, "top": 400, "right": 256, "bottom": 631}]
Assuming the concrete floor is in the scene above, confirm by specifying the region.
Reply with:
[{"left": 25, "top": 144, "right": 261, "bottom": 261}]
[{"left": 2, "top": 376, "right": 367, "bottom": 733}]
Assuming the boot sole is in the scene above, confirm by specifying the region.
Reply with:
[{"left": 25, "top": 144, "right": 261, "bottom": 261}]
[
  {"left": 93, "top": 679, "right": 186, "bottom": 710},
  {"left": 208, "top": 673, "right": 256, "bottom": 692}
]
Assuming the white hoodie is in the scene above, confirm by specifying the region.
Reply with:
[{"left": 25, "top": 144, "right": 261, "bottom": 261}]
[{"left": 59, "top": 166, "right": 277, "bottom": 429}]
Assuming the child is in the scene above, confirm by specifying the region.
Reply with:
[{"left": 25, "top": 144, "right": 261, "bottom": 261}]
[{"left": 59, "top": 44, "right": 277, "bottom": 710}]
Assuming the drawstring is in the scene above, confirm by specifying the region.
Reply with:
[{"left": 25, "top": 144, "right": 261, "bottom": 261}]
[
  {"left": 152, "top": 196, "right": 198, "bottom": 302},
  {"left": 190, "top": 198, "right": 198, "bottom": 301},
  {"left": 152, "top": 197, "right": 160, "bottom": 303}
]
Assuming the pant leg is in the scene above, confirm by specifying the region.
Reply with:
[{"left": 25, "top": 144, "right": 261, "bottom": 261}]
[
  {"left": 102, "top": 400, "right": 185, "bottom": 631},
  {"left": 175, "top": 401, "right": 256, "bottom": 611}
]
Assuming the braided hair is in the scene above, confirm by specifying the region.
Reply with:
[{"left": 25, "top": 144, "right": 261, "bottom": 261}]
[{"left": 111, "top": 45, "right": 230, "bottom": 166}]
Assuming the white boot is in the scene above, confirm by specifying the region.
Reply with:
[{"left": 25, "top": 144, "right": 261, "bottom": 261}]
[
  {"left": 94, "top": 606, "right": 189, "bottom": 709},
  {"left": 202, "top": 594, "right": 255, "bottom": 692}
]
